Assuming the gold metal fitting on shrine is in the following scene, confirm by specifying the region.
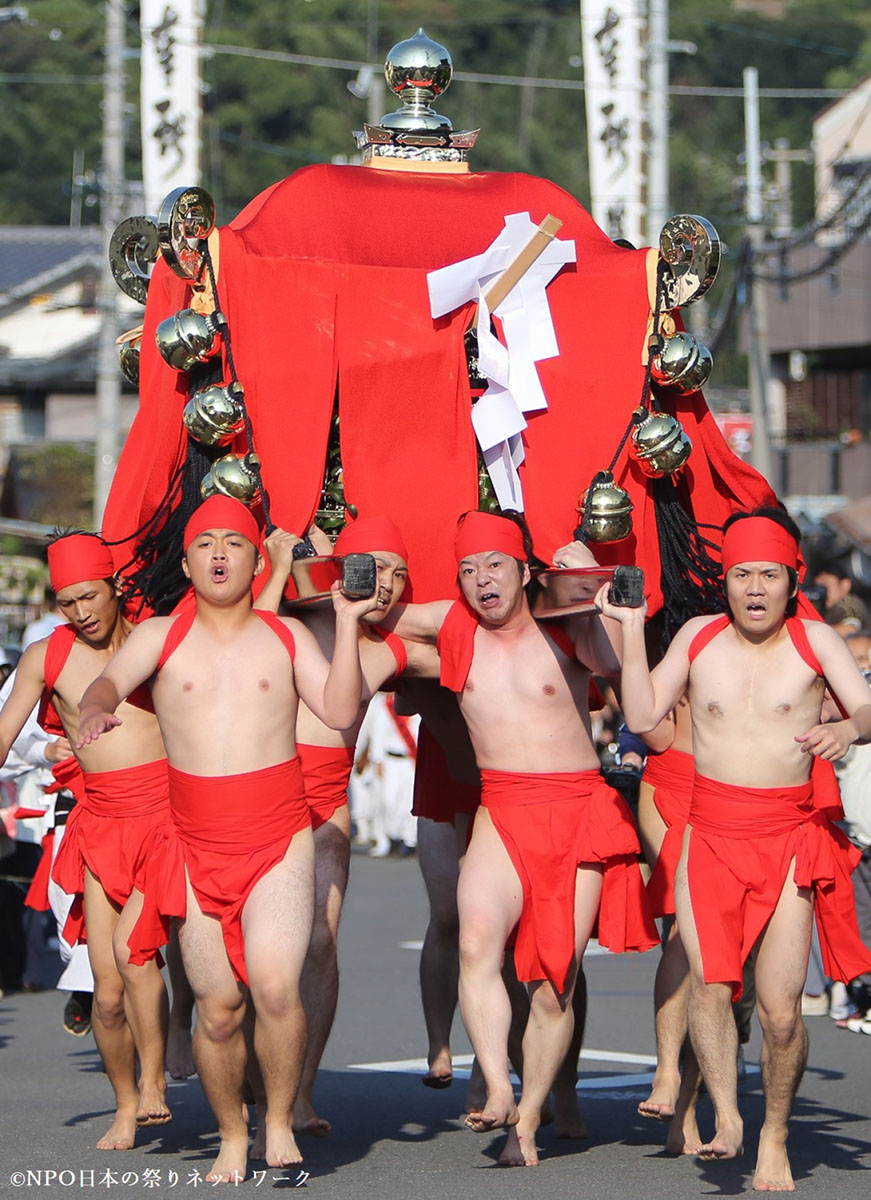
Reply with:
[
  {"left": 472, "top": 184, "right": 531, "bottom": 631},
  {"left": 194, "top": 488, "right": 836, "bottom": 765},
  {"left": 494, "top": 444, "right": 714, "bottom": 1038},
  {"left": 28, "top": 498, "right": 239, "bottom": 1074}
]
[
  {"left": 156, "top": 308, "right": 225, "bottom": 371},
  {"left": 650, "top": 331, "right": 713, "bottom": 395},
  {"left": 630, "top": 410, "right": 692, "bottom": 478},
  {"left": 183, "top": 383, "right": 245, "bottom": 447},
  {"left": 200, "top": 453, "right": 261, "bottom": 504},
  {"left": 578, "top": 472, "right": 633, "bottom": 543}
]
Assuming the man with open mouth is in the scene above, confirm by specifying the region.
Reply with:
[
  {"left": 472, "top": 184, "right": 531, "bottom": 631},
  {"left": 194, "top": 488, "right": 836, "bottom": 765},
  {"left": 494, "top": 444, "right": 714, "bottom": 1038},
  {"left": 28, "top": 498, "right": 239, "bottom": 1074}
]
[
  {"left": 75, "top": 494, "right": 380, "bottom": 1184},
  {"left": 600, "top": 505, "right": 871, "bottom": 1191},
  {"left": 382, "top": 508, "right": 658, "bottom": 1166}
]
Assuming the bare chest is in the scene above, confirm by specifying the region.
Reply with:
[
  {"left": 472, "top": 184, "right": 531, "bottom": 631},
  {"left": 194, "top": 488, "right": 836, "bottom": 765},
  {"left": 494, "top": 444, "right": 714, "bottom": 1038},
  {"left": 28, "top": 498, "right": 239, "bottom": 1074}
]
[
  {"left": 462, "top": 630, "right": 582, "bottom": 712},
  {"left": 691, "top": 647, "right": 824, "bottom": 725}
]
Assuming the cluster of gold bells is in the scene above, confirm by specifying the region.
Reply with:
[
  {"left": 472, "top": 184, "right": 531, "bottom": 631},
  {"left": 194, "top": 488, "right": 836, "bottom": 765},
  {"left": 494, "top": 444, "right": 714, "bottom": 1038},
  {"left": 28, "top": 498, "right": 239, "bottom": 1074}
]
[{"left": 578, "top": 214, "right": 720, "bottom": 543}]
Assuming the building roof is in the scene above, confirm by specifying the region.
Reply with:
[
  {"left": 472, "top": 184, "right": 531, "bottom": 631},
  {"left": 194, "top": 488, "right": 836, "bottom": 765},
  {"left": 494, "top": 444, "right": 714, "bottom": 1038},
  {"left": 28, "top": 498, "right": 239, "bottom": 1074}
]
[{"left": 0, "top": 227, "right": 103, "bottom": 313}]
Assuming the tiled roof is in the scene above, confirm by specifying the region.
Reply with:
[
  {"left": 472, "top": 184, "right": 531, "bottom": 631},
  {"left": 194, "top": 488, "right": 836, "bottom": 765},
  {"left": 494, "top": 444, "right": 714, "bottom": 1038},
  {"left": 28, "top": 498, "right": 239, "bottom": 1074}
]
[{"left": 0, "top": 227, "right": 103, "bottom": 307}]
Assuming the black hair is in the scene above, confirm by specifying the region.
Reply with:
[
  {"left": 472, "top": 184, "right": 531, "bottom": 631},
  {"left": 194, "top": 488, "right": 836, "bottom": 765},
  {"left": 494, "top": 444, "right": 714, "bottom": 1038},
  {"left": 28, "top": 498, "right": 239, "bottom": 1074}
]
[
  {"left": 815, "top": 559, "right": 852, "bottom": 581},
  {"left": 722, "top": 505, "right": 800, "bottom": 618}
]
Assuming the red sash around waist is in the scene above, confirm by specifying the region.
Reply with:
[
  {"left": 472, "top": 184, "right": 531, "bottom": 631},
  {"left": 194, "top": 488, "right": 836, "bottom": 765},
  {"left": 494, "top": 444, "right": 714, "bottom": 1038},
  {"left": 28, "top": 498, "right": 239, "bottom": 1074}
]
[
  {"left": 298, "top": 743, "right": 355, "bottom": 830},
  {"left": 686, "top": 771, "right": 871, "bottom": 997},
  {"left": 169, "top": 758, "right": 307, "bottom": 848},
  {"left": 480, "top": 768, "right": 656, "bottom": 991},
  {"left": 643, "top": 746, "right": 694, "bottom": 918},
  {"left": 81, "top": 758, "right": 171, "bottom": 817}
]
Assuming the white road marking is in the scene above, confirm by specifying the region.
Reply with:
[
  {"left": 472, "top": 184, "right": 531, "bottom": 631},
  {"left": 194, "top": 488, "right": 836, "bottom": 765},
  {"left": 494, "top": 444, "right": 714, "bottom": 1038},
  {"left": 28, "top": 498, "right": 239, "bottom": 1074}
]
[{"left": 348, "top": 1049, "right": 759, "bottom": 1090}]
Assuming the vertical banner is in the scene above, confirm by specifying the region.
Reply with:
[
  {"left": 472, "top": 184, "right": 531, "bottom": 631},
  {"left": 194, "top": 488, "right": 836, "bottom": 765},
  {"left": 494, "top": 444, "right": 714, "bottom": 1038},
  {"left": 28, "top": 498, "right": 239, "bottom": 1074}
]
[
  {"left": 140, "top": 0, "right": 205, "bottom": 215},
  {"left": 580, "top": 0, "right": 646, "bottom": 246}
]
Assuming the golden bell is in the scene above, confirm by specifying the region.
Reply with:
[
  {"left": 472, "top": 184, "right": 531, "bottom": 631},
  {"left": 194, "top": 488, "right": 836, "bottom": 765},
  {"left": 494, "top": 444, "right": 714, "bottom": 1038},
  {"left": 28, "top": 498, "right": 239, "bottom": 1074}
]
[
  {"left": 200, "top": 453, "right": 261, "bottom": 504},
  {"left": 118, "top": 340, "right": 140, "bottom": 386},
  {"left": 631, "top": 411, "right": 692, "bottom": 478},
  {"left": 650, "top": 331, "right": 713, "bottom": 396},
  {"left": 183, "top": 383, "right": 245, "bottom": 447},
  {"left": 578, "top": 472, "right": 633, "bottom": 543},
  {"left": 155, "top": 308, "right": 225, "bottom": 371}
]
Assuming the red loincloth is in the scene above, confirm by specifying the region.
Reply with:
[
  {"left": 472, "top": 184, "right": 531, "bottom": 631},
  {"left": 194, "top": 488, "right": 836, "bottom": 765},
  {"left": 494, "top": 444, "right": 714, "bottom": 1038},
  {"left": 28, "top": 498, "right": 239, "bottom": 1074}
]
[
  {"left": 50, "top": 758, "right": 171, "bottom": 946},
  {"left": 102, "top": 164, "right": 776, "bottom": 608},
  {"left": 298, "top": 743, "right": 355, "bottom": 830},
  {"left": 643, "top": 746, "right": 695, "bottom": 917},
  {"left": 687, "top": 772, "right": 871, "bottom": 1000},
  {"left": 128, "top": 759, "right": 310, "bottom": 985},
  {"left": 411, "top": 723, "right": 481, "bottom": 823},
  {"left": 481, "top": 768, "right": 657, "bottom": 992}
]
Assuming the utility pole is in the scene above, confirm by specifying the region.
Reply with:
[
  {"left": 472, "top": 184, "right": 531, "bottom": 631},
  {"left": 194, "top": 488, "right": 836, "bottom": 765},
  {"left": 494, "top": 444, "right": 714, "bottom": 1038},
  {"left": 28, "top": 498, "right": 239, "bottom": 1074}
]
[
  {"left": 743, "top": 66, "right": 775, "bottom": 485},
  {"left": 93, "top": 0, "right": 125, "bottom": 527},
  {"left": 645, "top": 0, "right": 695, "bottom": 243}
]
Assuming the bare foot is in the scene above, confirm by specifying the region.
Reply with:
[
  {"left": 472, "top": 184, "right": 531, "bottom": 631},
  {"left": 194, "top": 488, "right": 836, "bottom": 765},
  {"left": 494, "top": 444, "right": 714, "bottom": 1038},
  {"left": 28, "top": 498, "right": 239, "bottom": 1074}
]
[
  {"left": 423, "top": 1048, "right": 453, "bottom": 1089},
  {"left": 206, "top": 1135, "right": 248, "bottom": 1184},
  {"left": 697, "top": 1119, "right": 744, "bottom": 1160},
  {"left": 498, "top": 1119, "right": 540, "bottom": 1167},
  {"left": 136, "top": 1083, "right": 171, "bottom": 1126},
  {"left": 666, "top": 1111, "right": 702, "bottom": 1156},
  {"left": 292, "top": 1095, "right": 331, "bottom": 1138},
  {"left": 552, "top": 1087, "right": 588, "bottom": 1140},
  {"left": 265, "top": 1121, "right": 303, "bottom": 1168},
  {"left": 753, "top": 1127, "right": 795, "bottom": 1191},
  {"left": 166, "top": 1019, "right": 196, "bottom": 1080},
  {"left": 465, "top": 1058, "right": 486, "bottom": 1114},
  {"left": 96, "top": 1106, "right": 137, "bottom": 1150},
  {"left": 249, "top": 1122, "right": 265, "bottom": 1162},
  {"left": 464, "top": 1091, "right": 519, "bottom": 1133},
  {"left": 638, "top": 1079, "right": 678, "bottom": 1122}
]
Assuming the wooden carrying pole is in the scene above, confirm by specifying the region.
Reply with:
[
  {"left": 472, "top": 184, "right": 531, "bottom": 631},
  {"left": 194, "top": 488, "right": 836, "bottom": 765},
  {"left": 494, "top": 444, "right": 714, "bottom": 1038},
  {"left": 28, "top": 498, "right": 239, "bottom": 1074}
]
[{"left": 479, "top": 213, "right": 563, "bottom": 315}]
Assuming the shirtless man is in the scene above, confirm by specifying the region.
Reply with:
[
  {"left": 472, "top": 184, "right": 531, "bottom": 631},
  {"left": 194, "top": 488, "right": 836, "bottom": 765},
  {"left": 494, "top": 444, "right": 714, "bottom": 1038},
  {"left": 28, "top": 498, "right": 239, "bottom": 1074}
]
[
  {"left": 256, "top": 514, "right": 437, "bottom": 1139},
  {"left": 0, "top": 532, "right": 172, "bottom": 1151},
  {"left": 76, "top": 495, "right": 379, "bottom": 1183},
  {"left": 599, "top": 506, "right": 871, "bottom": 1191},
  {"left": 385, "top": 509, "right": 657, "bottom": 1166}
]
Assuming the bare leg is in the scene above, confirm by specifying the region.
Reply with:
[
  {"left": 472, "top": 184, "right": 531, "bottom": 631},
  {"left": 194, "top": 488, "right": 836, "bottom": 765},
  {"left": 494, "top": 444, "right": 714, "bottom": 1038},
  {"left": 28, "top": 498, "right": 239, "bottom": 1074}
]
[
  {"left": 673, "top": 834, "right": 743, "bottom": 1160},
  {"left": 552, "top": 968, "right": 589, "bottom": 1139},
  {"left": 499, "top": 863, "right": 602, "bottom": 1167},
  {"left": 243, "top": 829, "right": 314, "bottom": 1169},
  {"left": 294, "top": 808, "right": 349, "bottom": 1134},
  {"left": 639, "top": 922, "right": 691, "bottom": 1121},
  {"left": 417, "top": 817, "right": 460, "bottom": 1088},
  {"left": 177, "top": 876, "right": 248, "bottom": 1184},
  {"left": 665, "top": 1039, "right": 702, "bottom": 1155},
  {"left": 166, "top": 921, "right": 196, "bottom": 1079},
  {"left": 83, "top": 869, "right": 139, "bottom": 1151},
  {"left": 751, "top": 863, "right": 812, "bottom": 1193},
  {"left": 457, "top": 809, "right": 521, "bottom": 1132},
  {"left": 112, "top": 887, "right": 170, "bottom": 1124}
]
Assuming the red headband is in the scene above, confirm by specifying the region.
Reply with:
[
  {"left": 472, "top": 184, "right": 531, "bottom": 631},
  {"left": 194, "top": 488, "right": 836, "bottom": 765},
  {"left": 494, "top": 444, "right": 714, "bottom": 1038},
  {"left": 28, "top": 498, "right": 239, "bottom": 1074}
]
[
  {"left": 48, "top": 535, "right": 115, "bottom": 593},
  {"left": 334, "top": 516, "right": 409, "bottom": 562},
  {"left": 721, "top": 517, "right": 798, "bottom": 575},
  {"left": 183, "top": 496, "right": 262, "bottom": 551},
  {"left": 454, "top": 511, "right": 525, "bottom": 564}
]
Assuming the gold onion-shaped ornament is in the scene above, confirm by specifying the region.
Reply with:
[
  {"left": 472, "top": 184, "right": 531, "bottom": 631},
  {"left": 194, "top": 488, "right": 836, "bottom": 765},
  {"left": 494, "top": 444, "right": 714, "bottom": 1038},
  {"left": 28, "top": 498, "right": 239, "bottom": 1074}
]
[
  {"left": 183, "top": 382, "right": 245, "bottom": 447},
  {"left": 577, "top": 472, "right": 633, "bottom": 543},
  {"left": 200, "top": 454, "right": 261, "bottom": 504},
  {"left": 650, "top": 331, "right": 713, "bottom": 396},
  {"left": 630, "top": 409, "right": 692, "bottom": 478},
  {"left": 155, "top": 308, "right": 225, "bottom": 371}
]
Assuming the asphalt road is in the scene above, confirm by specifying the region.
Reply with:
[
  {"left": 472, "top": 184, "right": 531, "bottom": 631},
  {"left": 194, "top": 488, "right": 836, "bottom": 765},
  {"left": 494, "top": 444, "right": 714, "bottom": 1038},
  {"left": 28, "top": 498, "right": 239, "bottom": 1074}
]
[{"left": 1, "top": 849, "right": 870, "bottom": 1198}]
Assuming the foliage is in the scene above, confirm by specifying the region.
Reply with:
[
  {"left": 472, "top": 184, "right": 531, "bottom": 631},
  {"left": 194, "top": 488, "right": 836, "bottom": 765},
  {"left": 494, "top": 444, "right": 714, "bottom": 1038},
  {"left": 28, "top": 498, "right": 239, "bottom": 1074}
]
[{"left": 1, "top": 0, "right": 869, "bottom": 240}]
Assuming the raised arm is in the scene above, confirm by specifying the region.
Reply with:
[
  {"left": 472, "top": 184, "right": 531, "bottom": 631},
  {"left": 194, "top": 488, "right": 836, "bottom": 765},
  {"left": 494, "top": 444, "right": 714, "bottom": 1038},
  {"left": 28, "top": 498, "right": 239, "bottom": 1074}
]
[
  {"left": 552, "top": 539, "right": 622, "bottom": 677},
  {"left": 255, "top": 526, "right": 333, "bottom": 613},
  {"left": 77, "top": 620, "right": 167, "bottom": 746},
  {"left": 377, "top": 599, "right": 452, "bottom": 645},
  {"left": 594, "top": 585, "right": 694, "bottom": 732},
  {"left": 290, "top": 585, "right": 382, "bottom": 730},
  {"left": 797, "top": 622, "right": 871, "bottom": 760}
]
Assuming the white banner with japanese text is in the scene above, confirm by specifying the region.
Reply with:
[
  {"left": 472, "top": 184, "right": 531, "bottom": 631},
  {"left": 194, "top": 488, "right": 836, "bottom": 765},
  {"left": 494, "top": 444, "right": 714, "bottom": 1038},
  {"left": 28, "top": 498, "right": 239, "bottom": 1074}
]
[
  {"left": 140, "top": 0, "right": 205, "bottom": 215},
  {"left": 580, "top": 0, "right": 646, "bottom": 246}
]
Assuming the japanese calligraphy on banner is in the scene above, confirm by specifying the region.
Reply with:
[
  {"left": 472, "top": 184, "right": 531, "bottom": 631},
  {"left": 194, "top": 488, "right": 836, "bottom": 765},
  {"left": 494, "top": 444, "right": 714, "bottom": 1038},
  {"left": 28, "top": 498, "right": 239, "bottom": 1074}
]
[
  {"left": 140, "top": 0, "right": 205, "bottom": 215},
  {"left": 580, "top": 0, "right": 646, "bottom": 246}
]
